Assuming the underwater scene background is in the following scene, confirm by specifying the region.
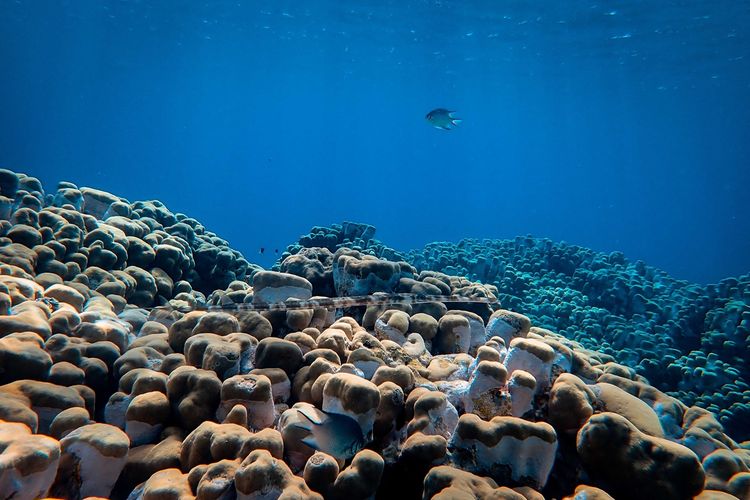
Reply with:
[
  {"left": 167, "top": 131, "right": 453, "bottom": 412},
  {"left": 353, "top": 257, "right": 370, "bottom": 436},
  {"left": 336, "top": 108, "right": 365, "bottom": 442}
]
[
  {"left": 1, "top": 1, "right": 750, "bottom": 499},
  {"left": 1, "top": 0, "right": 749, "bottom": 282}
]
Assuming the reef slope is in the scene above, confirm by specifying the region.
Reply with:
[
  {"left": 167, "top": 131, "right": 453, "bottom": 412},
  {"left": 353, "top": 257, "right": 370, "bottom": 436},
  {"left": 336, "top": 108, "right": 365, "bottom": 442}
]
[{"left": 0, "top": 168, "right": 748, "bottom": 500}]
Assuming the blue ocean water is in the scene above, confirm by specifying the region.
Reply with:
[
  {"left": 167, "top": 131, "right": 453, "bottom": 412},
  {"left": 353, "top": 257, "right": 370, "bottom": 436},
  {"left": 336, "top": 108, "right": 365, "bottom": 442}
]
[{"left": 1, "top": 0, "right": 748, "bottom": 283}]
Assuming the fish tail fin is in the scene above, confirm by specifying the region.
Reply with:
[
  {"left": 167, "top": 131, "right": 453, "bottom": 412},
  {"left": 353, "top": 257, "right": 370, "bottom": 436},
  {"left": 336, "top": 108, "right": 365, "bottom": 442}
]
[
  {"left": 301, "top": 436, "right": 321, "bottom": 450},
  {"left": 451, "top": 119, "right": 462, "bottom": 126}
]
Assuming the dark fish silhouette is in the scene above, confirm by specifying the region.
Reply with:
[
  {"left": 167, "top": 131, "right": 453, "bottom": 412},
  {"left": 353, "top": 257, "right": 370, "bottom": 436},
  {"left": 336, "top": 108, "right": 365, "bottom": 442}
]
[
  {"left": 290, "top": 406, "right": 366, "bottom": 460},
  {"left": 259, "top": 247, "right": 265, "bottom": 255},
  {"left": 426, "top": 108, "right": 462, "bottom": 130}
]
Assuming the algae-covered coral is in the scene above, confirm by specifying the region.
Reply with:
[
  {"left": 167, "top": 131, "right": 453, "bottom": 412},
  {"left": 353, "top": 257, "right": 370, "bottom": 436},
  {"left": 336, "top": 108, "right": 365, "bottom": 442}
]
[{"left": 0, "top": 167, "right": 749, "bottom": 500}]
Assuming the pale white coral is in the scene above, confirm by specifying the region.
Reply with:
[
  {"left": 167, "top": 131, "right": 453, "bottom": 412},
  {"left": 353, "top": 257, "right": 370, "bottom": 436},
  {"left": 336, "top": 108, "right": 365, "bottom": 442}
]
[{"left": 0, "top": 421, "right": 60, "bottom": 500}]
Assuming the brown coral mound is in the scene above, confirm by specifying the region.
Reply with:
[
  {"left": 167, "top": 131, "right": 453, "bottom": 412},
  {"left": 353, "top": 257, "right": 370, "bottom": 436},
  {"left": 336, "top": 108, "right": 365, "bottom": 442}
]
[{"left": 0, "top": 169, "right": 746, "bottom": 499}]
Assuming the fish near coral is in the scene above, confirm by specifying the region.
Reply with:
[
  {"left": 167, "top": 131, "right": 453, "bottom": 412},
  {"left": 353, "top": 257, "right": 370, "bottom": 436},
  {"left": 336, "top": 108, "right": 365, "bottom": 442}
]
[
  {"left": 290, "top": 405, "right": 367, "bottom": 460},
  {"left": 426, "top": 108, "right": 462, "bottom": 130}
]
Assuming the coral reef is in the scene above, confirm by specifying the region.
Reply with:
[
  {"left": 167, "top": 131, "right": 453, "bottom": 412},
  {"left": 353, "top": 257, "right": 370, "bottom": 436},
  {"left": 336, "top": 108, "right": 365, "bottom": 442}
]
[
  {"left": 406, "top": 236, "right": 750, "bottom": 440},
  {"left": 0, "top": 169, "right": 749, "bottom": 499}
]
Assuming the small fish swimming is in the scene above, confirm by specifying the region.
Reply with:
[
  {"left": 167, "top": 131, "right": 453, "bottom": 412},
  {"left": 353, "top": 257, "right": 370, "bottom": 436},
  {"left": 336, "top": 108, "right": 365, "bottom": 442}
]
[
  {"left": 426, "top": 108, "right": 462, "bottom": 130},
  {"left": 290, "top": 406, "right": 366, "bottom": 460}
]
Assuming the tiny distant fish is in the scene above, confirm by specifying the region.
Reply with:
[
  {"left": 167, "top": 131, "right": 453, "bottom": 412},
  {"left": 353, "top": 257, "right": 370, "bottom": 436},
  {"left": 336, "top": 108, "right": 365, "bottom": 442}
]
[
  {"left": 259, "top": 247, "right": 265, "bottom": 255},
  {"left": 290, "top": 406, "right": 366, "bottom": 460},
  {"left": 426, "top": 108, "right": 462, "bottom": 130}
]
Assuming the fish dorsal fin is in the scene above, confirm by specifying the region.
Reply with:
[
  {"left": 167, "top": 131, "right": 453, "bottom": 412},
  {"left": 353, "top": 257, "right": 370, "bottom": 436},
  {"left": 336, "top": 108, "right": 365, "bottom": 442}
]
[
  {"left": 288, "top": 421, "right": 313, "bottom": 433},
  {"left": 297, "top": 406, "right": 325, "bottom": 425}
]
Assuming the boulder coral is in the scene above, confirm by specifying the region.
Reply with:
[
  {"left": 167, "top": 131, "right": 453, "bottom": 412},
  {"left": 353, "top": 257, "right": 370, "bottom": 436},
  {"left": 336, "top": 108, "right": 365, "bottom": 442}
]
[
  {"left": 449, "top": 413, "right": 558, "bottom": 489},
  {"left": 576, "top": 412, "right": 704, "bottom": 499},
  {"left": 0, "top": 420, "right": 60, "bottom": 500},
  {"left": 405, "top": 236, "right": 750, "bottom": 440},
  {"left": 0, "top": 171, "right": 746, "bottom": 499}
]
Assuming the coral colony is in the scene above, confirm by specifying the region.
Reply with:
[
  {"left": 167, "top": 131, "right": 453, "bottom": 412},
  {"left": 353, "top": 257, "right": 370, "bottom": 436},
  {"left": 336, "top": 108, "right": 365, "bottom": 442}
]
[{"left": 0, "top": 168, "right": 748, "bottom": 499}]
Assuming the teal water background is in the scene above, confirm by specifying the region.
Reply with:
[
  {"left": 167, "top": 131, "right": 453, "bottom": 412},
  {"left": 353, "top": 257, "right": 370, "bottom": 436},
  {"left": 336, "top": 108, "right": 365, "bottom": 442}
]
[{"left": 1, "top": 0, "right": 748, "bottom": 282}]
